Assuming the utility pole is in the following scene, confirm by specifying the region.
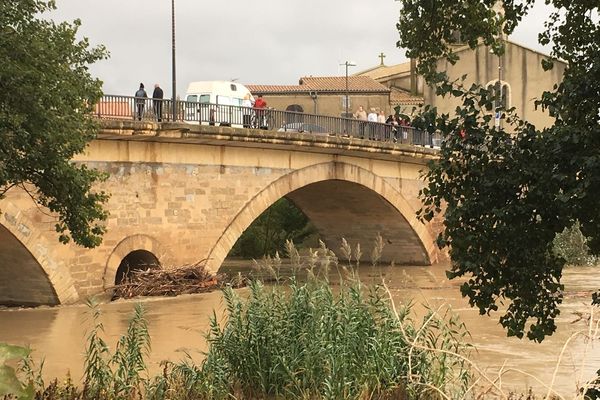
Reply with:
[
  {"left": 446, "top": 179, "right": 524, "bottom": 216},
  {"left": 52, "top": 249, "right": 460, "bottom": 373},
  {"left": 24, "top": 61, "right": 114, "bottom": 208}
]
[
  {"left": 340, "top": 61, "right": 356, "bottom": 118},
  {"left": 171, "top": 0, "right": 177, "bottom": 122}
]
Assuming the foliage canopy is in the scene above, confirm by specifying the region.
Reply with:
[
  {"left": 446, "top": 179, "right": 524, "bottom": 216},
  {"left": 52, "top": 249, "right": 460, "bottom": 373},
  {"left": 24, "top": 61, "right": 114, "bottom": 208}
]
[
  {"left": 229, "top": 198, "right": 317, "bottom": 259},
  {"left": 397, "top": 0, "right": 600, "bottom": 341},
  {"left": 0, "top": 0, "right": 109, "bottom": 247}
]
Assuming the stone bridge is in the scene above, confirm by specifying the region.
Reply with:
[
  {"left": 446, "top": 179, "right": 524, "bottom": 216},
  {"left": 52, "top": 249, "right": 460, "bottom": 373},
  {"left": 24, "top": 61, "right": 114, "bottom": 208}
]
[{"left": 0, "top": 120, "right": 443, "bottom": 306}]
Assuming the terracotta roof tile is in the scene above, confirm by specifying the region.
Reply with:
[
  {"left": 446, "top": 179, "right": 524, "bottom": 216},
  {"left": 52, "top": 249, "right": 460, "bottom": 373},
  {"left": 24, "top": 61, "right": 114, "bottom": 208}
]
[
  {"left": 246, "top": 84, "right": 310, "bottom": 94},
  {"left": 356, "top": 62, "right": 412, "bottom": 80},
  {"left": 390, "top": 88, "right": 423, "bottom": 106},
  {"left": 247, "top": 76, "right": 390, "bottom": 94},
  {"left": 299, "top": 76, "right": 390, "bottom": 92}
]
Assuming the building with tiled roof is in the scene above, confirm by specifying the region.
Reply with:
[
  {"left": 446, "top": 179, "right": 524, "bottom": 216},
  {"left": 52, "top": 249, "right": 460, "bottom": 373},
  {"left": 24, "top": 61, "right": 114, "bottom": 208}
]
[
  {"left": 357, "top": 38, "right": 567, "bottom": 128},
  {"left": 356, "top": 61, "right": 411, "bottom": 82},
  {"left": 246, "top": 76, "right": 392, "bottom": 118},
  {"left": 356, "top": 60, "right": 424, "bottom": 114}
]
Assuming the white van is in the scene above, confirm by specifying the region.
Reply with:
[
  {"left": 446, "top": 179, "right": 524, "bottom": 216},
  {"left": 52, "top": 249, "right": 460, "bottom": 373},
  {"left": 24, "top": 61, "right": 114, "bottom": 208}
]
[{"left": 184, "top": 81, "right": 253, "bottom": 126}]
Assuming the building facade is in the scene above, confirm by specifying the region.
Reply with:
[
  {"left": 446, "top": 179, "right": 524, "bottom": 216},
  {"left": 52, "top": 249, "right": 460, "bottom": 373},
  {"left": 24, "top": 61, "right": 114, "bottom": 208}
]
[
  {"left": 358, "top": 39, "right": 566, "bottom": 129},
  {"left": 247, "top": 76, "right": 392, "bottom": 119}
]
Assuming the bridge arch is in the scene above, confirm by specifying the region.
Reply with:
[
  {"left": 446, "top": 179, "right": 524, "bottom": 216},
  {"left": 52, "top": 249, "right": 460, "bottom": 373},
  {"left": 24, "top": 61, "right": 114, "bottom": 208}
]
[
  {"left": 206, "top": 161, "right": 437, "bottom": 272},
  {"left": 0, "top": 201, "right": 79, "bottom": 305},
  {"left": 103, "top": 234, "right": 169, "bottom": 289}
]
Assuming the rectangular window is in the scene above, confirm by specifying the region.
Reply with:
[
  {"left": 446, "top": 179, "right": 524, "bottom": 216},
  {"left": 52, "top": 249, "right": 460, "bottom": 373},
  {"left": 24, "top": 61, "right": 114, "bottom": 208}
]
[
  {"left": 199, "top": 94, "right": 210, "bottom": 104},
  {"left": 341, "top": 95, "right": 351, "bottom": 109}
]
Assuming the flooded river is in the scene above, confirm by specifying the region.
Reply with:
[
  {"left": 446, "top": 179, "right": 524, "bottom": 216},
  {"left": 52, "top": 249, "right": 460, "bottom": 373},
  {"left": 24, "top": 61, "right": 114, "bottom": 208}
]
[{"left": 0, "top": 262, "right": 599, "bottom": 397}]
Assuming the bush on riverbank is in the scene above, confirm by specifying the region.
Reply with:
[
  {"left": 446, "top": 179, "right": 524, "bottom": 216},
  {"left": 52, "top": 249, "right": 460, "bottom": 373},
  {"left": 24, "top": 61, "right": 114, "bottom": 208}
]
[
  {"left": 179, "top": 276, "right": 472, "bottom": 399},
  {"left": 1, "top": 273, "right": 473, "bottom": 398},
  {"left": 553, "top": 220, "right": 597, "bottom": 267}
]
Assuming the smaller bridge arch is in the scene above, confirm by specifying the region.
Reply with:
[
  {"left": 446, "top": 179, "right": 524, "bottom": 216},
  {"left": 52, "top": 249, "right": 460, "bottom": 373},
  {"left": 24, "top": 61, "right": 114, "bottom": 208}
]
[
  {"left": 104, "top": 234, "right": 169, "bottom": 289},
  {"left": 206, "top": 162, "right": 437, "bottom": 272}
]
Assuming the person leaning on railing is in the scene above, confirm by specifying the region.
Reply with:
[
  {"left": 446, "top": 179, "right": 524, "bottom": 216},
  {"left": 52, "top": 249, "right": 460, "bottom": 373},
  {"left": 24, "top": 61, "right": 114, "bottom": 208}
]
[
  {"left": 134, "top": 83, "right": 147, "bottom": 121},
  {"left": 253, "top": 94, "right": 267, "bottom": 129},
  {"left": 152, "top": 84, "right": 163, "bottom": 122},
  {"left": 386, "top": 114, "right": 399, "bottom": 142}
]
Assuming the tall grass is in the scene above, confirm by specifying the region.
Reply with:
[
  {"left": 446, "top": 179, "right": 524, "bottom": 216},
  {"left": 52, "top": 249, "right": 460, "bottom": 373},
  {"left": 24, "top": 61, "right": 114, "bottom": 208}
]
[
  {"left": 82, "top": 300, "right": 150, "bottom": 399},
  {"left": 16, "top": 240, "right": 593, "bottom": 399},
  {"left": 157, "top": 239, "right": 472, "bottom": 399},
  {"left": 193, "top": 277, "right": 472, "bottom": 399}
]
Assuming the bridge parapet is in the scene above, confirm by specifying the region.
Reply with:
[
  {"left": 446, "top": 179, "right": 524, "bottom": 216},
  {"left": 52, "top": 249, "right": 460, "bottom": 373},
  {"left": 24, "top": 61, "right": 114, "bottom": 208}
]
[
  {"left": 96, "top": 119, "right": 440, "bottom": 164},
  {"left": 96, "top": 95, "right": 442, "bottom": 147}
]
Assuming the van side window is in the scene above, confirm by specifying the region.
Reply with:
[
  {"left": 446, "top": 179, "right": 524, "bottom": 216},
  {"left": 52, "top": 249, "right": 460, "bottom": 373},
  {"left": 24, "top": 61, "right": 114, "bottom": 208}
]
[
  {"left": 199, "top": 95, "right": 210, "bottom": 104},
  {"left": 186, "top": 95, "right": 198, "bottom": 103},
  {"left": 230, "top": 84, "right": 237, "bottom": 91},
  {"left": 216, "top": 95, "right": 233, "bottom": 105}
]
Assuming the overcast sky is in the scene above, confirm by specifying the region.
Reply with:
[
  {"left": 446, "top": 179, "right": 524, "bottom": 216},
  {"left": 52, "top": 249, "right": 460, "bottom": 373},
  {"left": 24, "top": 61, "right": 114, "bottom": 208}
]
[{"left": 51, "top": 1, "right": 553, "bottom": 97}]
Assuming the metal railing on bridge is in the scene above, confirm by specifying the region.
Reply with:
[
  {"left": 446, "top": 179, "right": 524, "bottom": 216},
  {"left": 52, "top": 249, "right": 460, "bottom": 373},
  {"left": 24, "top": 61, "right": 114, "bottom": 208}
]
[{"left": 95, "top": 95, "right": 441, "bottom": 147}]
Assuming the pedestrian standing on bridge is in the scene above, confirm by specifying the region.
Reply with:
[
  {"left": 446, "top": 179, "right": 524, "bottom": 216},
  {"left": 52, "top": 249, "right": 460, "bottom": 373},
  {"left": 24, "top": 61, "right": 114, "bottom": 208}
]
[
  {"left": 134, "top": 83, "right": 147, "bottom": 121},
  {"left": 242, "top": 93, "right": 253, "bottom": 128},
  {"left": 253, "top": 94, "right": 267, "bottom": 129},
  {"left": 354, "top": 105, "right": 367, "bottom": 138},
  {"left": 152, "top": 84, "right": 164, "bottom": 122},
  {"left": 367, "top": 108, "right": 378, "bottom": 140}
]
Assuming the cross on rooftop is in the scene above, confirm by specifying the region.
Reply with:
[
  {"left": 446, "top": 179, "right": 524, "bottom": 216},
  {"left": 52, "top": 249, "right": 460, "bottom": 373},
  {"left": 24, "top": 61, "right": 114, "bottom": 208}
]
[{"left": 378, "top": 52, "right": 386, "bottom": 66}]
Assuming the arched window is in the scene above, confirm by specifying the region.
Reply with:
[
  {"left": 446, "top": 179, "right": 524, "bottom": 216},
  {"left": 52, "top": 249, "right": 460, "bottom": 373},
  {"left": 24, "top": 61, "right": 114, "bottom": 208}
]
[
  {"left": 485, "top": 80, "right": 511, "bottom": 110},
  {"left": 285, "top": 104, "right": 304, "bottom": 123},
  {"left": 286, "top": 104, "right": 304, "bottom": 113}
]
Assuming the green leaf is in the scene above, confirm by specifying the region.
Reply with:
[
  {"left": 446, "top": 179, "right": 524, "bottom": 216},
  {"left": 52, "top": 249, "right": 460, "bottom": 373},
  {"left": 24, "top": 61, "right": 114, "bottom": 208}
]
[{"left": 0, "top": 343, "right": 30, "bottom": 364}]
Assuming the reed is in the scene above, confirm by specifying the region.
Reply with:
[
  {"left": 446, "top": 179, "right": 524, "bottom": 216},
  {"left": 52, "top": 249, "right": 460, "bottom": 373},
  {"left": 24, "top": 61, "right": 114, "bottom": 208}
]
[
  {"left": 11, "top": 241, "right": 598, "bottom": 399},
  {"left": 190, "top": 244, "right": 473, "bottom": 399},
  {"left": 81, "top": 300, "right": 150, "bottom": 399}
]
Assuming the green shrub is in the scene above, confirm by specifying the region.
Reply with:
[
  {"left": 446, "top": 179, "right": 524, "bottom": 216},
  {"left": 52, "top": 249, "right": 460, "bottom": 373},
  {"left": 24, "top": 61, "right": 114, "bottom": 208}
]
[
  {"left": 553, "top": 221, "right": 597, "bottom": 266},
  {"left": 195, "top": 276, "right": 472, "bottom": 399},
  {"left": 0, "top": 343, "right": 33, "bottom": 400}
]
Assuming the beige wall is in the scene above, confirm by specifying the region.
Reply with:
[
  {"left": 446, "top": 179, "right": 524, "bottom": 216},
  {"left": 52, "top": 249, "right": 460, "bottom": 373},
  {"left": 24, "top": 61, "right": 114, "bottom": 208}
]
[
  {"left": 259, "top": 93, "right": 392, "bottom": 118},
  {"left": 425, "top": 41, "right": 565, "bottom": 129}
]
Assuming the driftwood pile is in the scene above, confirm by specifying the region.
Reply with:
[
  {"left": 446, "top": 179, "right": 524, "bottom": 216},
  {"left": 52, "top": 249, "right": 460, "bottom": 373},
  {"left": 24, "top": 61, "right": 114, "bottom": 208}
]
[{"left": 112, "top": 262, "right": 223, "bottom": 299}]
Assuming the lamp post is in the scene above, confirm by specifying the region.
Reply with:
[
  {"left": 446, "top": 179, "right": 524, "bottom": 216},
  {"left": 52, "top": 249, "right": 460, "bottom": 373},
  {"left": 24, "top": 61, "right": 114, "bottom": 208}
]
[
  {"left": 340, "top": 61, "right": 356, "bottom": 118},
  {"left": 171, "top": 0, "right": 177, "bottom": 121}
]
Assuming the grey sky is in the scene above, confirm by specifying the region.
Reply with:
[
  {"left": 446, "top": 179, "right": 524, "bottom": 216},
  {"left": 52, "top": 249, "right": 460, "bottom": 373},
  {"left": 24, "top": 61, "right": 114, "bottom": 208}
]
[{"left": 51, "top": 1, "right": 553, "bottom": 97}]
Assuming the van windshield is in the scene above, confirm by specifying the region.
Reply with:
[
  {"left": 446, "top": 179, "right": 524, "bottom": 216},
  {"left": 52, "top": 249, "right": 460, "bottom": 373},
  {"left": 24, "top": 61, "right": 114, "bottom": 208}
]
[{"left": 186, "top": 94, "right": 210, "bottom": 104}]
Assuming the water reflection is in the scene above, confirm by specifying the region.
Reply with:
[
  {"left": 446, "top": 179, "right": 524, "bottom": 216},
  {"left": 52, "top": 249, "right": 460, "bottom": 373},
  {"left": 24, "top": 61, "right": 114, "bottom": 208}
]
[{"left": 0, "top": 262, "right": 597, "bottom": 397}]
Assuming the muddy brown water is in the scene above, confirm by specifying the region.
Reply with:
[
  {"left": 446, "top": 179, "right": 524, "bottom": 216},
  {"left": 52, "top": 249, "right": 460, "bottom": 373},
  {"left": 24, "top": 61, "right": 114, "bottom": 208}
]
[{"left": 0, "top": 262, "right": 599, "bottom": 398}]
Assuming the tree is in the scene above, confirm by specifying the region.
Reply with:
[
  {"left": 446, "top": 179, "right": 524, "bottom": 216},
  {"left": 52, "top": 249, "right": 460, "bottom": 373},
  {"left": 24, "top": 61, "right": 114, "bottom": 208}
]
[
  {"left": 396, "top": 0, "right": 600, "bottom": 341},
  {"left": 230, "top": 198, "right": 317, "bottom": 259},
  {"left": 0, "top": 0, "right": 109, "bottom": 247}
]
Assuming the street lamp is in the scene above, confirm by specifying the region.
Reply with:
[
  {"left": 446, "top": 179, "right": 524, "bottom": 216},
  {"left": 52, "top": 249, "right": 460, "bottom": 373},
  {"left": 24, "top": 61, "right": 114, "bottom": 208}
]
[
  {"left": 171, "top": 0, "right": 177, "bottom": 121},
  {"left": 340, "top": 61, "right": 356, "bottom": 118}
]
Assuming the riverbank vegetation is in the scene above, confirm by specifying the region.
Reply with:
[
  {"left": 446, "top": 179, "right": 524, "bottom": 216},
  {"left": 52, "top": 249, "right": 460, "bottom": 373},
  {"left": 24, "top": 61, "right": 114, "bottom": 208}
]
[
  {"left": 3, "top": 241, "right": 600, "bottom": 398},
  {"left": 398, "top": 0, "right": 600, "bottom": 343},
  {"left": 553, "top": 221, "right": 597, "bottom": 267},
  {"left": 1, "top": 0, "right": 109, "bottom": 248},
  {"left": 2, "top": 243, "right": 475, "bottom": 399}
]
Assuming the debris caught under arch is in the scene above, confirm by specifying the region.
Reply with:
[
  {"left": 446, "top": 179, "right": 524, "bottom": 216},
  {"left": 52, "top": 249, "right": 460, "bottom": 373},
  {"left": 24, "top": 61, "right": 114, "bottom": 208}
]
[{"left": 112, "top": 261, "right": 232, "bottom": 299}]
